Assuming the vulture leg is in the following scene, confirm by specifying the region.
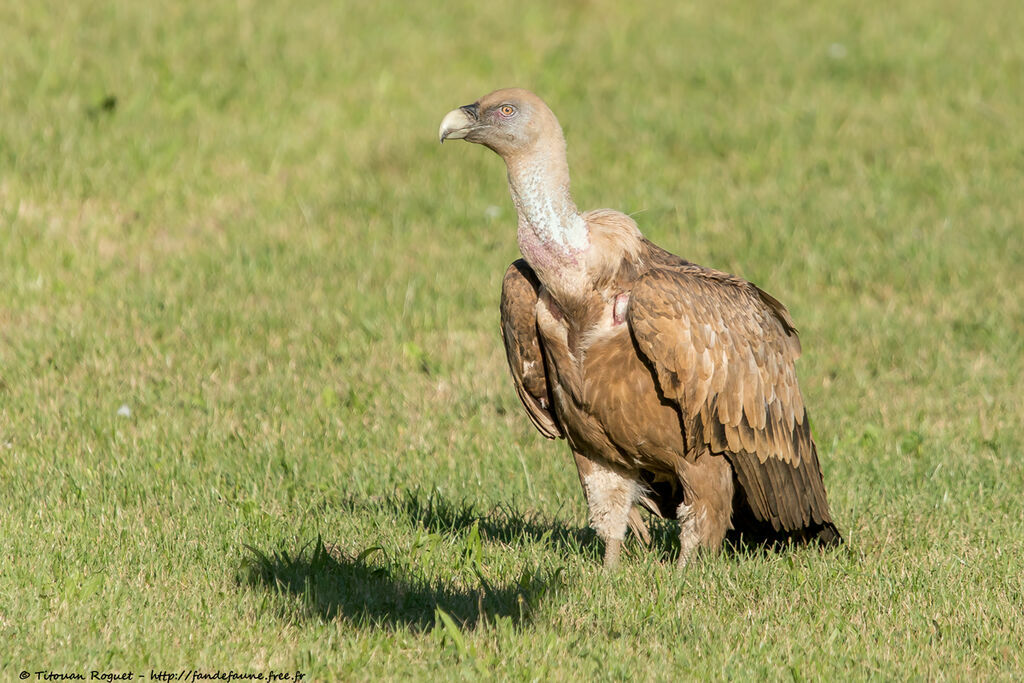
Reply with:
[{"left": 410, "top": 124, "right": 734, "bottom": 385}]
[
  {"left": 576, "top": 453, "right": 641, "bottom": 569},
  {"left": 573, "top": 452, "right": 651, "bottom": 552},
  {"left": 674, "top": 453, "right": 735, "bottom": 569}
]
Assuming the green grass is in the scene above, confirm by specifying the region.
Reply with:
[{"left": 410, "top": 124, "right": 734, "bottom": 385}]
[{"left": 2, "top": 0, "right": 1023, "bottom": 678}]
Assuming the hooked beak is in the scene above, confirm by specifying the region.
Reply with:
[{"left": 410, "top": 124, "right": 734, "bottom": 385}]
[{"left": 439, "top": 103, "right": 480, "bottom": 143}]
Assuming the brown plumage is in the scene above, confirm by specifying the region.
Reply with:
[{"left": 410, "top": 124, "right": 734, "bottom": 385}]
[{"left": 440, "top": 88, "right": 841, "bottom": 568}]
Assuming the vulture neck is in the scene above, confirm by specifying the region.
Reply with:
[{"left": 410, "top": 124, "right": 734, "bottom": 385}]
[{"left": 504, "top": 143, "right": 590, "bottom": 303}]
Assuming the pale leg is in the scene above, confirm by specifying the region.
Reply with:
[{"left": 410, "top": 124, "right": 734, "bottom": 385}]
[{"left": 578, "top": 456, "right": 640, "bottom": 569}]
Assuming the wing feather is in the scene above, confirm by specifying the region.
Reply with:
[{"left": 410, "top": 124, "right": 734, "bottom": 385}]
[
  {"left": 628, "top": 265, "right": 837, "bottom": 534},
  {"left": 500, "top": 260, "right": 562, "bottom": 440}
]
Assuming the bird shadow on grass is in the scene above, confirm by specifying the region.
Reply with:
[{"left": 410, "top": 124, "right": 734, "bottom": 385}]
[
  {"left": 240, "top": 490, "right": 838, "bottom": 630},
  {"left": 240, "top": 490, "right": 601, "bottom": 631},
  {"left": 241, "top": 536, "right": 560, "bottom": 631}
]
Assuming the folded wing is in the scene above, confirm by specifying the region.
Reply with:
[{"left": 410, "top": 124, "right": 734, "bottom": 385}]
[
  {"left": 500, "top": 260, "right": 562, "bottom": 440},
  {"left": 627, "top": 265, "right": 837, "bottom": 536}
]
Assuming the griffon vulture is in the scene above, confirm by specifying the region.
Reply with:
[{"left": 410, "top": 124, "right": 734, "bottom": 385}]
[{"left": 439, "top": 89, "right": 841, "bottom": 568}]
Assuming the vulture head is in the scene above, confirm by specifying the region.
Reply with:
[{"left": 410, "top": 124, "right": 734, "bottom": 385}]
[{"left": 438, "top": 88, "right": 563, "bottom": 158}]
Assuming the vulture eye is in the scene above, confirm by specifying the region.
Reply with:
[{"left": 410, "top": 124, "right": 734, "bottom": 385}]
[{"left": 498, "top": 104, "right": 517, "bottom": 117}]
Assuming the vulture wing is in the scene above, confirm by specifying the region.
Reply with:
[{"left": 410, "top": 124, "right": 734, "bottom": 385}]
[
  {"left": 500, "top": 260, "right": 562, "bottom": 439},
  {"left": 627, "top": 265, "right": 837, "bottom": 536}
]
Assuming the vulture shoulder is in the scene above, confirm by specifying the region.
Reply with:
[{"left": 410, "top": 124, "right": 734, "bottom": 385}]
[
  {"left": 500, "top": 260, "right": 562, "bottom": 439},
  {"left": 627, "top": 260, "right": 837, "bottom": 535}
]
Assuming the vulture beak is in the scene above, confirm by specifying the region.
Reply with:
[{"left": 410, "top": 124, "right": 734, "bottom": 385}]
[{"left": 439, "top": 103, "right": 479, "bottom": 143}]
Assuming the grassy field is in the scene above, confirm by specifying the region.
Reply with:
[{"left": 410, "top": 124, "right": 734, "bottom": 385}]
[{"left": 2, "top": 0, "right": 1023, "bottom": 678}]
